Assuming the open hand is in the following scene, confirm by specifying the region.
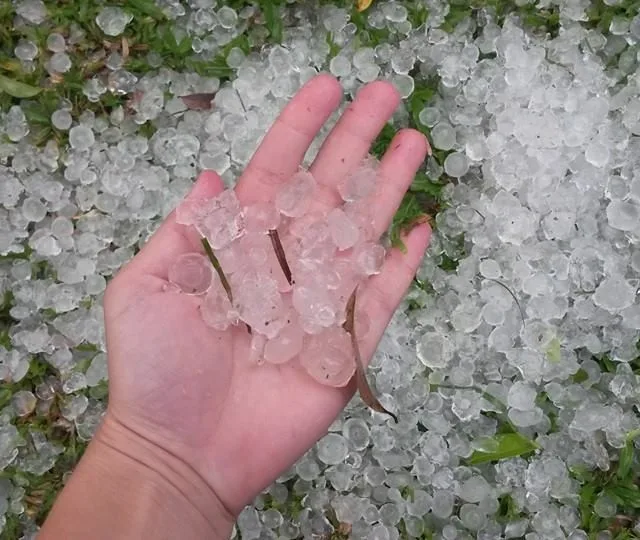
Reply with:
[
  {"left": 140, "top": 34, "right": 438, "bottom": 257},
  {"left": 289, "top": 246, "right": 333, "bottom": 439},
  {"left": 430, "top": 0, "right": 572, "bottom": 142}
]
[{"left": 101, "top": 73, "right": 431, "bottom": 519}]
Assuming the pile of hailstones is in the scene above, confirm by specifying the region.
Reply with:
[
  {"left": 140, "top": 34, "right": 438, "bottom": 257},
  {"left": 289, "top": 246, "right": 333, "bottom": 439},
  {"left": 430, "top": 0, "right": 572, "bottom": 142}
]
[{"left": 168, "top": 158, "right": 385, "bottom": 386}]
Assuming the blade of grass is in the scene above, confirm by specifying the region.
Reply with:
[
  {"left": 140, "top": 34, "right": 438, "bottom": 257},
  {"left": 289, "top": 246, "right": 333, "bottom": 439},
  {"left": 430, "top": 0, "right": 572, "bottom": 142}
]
[
  {"left": 0, "top": 74, "right": 41, "bottom": 98},
  {"left": 467, "top": 432, "right": 539, "bottom": 465},
  {"left": 484, "top": 278, "right": 526, "bottom": 327}
]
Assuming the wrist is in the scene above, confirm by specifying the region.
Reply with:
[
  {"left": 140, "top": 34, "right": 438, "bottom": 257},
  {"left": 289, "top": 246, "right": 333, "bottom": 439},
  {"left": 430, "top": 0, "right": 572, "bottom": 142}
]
[
  {"left": 94, "top": 413, "right": 235, "bottom": 538},
  {"left": 42, "top": 412, "right": 234, "bottom": 540}
]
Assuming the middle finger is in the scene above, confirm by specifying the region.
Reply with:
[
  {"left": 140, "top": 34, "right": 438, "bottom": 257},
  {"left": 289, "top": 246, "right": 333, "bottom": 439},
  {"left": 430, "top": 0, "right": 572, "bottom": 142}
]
[{"left": 308, "top": 80, "right": 401, "bottom": 211}]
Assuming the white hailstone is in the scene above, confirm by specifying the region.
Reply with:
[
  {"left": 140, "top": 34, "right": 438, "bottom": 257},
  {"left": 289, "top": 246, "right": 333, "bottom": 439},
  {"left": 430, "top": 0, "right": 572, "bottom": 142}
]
[{"left": 95, "top": 7, "right": 133, "bottom": 36}]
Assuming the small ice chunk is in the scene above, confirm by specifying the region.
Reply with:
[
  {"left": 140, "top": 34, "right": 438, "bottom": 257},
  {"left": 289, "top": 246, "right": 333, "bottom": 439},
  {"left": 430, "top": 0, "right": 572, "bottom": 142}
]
[
  {"left": 607, "top": 200, "right": 639, "bottom": 231},
  {"left": 571, "top": 403, "right": 615, "bottom": 432},
  {"left": 330, "top": 56, "right": 352, "bottom": 78},
  {"left": 216, "top": 244, "right": 242, "bottom": 275},
  {"left": 22, "top": 197, "right": 47, "bottom": 222},
  {"left": 317, "top": 433, "right": 349, "bottom": 465},
  {"left": 327, "top": 208, "right": 360, "bottom": 250},
  {"left": 17, "top": 0, "right": 47, "bottom": 24},
  {"left": 593, "top": 277, "right": 635, "bottom": 312},
  {"left": 60, "top": 394, "right": 89, "bottom": 421},
  {"left": 507, "top": 381, "right": 537, "bottom": 410},
  {"left": 62, "top": 372, "right": 87, "bottom": 394},
  {"left": 416, "top": 332, "right": 453, "bottom": 369},
  {"left": 585, "top": 141, "right": 609, "bottom": 168},
  {"left": 200, "top": 281, "right": 235, "bottom": 331},
  {"left": 33, "top": 234, "right": 60, "bottom": 256},
  {"left": 47, "top": 52, "right": 72, "bottom": 73},
  {"left": 234, "top": 271, "right": 285, "bottom": 338},
  {"left": 183, "top": 190, "right": 245, "bottom": 250},
  {"left": 419, "top": 107, "right": 440, "bottom": 127},
  {"left": 542, "top": 211, "right": 576, "bottom": 240},
  {"left": 96, "top": 7, "right": 133, "bottom": 36},
  {"left": 46, "top": 32, "right": 66, "bottom": 52},
  {"left": 293, "top": 286, "right": 336, "bottom": 328},
  {"left": 68, "top": 125, "right": 95, "bottom": 151},
  {"left": 51, "top": 216, "right": 74, "bottom": 237},
  {"left": 168, "top": 253, "right": 213, "bottom": 295},
  {"left": 217, "top": 6, "right": 238, "bottom": 28},
  {"left": 296, "top": 219, "right": 335, "bottom": 263},
  {"left": 51, "top": 109, "right": 72, "bottom": 131},
  {"left": 444, "top": 152, "right": 469, "bottom": 177},
  {"left": 459, "top": 504, "right": 486, "bottom": 531},
  {"left": 594, "top": 494, "right": 617, "bottom": 518},
  {"left": 342, "top": 418, "right": 370, "bottom": 450},
  {"left": 431, "top": 123, "right": 456, "bottom": 150},
  {"left": 244, "top": 202, "right": 280, "bottom": 233},
  {"left": 301, "top": 328, "right": 355, "bottom": 387},
  {"left": 12, "top": 390, "right": 36, "bottom": 417},
  {"left": 263, "top": 320, "right": 303, "bottom": 364},
  {"left": 459, "top": 476, "right": 491, "bottom": 503},
  {"left": 85, "top": 353, "right": 108, "bottom": 386},
  {"left": 15, "top": 39, "right": 39, "bottom": 61},
  {"left": 275, "top": 170, "right": 316, "bottom": 217},
  {"left": 354, "top": 242, "right": 386, "bottom": 276},
  {"left": 338, "top": 159, "right": 377, "bottom": 202},
  {"left": 238, "top": 233, "right": 269, "bottom": 267},
  {"left": 479, "top": 259, "right": 501, "bottom": 279}
]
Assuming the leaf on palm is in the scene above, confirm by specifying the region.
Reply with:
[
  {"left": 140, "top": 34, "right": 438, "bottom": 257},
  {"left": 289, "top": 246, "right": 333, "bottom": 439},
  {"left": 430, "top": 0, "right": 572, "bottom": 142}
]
[
  {"left": 268, "top": 229, "right": 293, "bottom": 285},
  {"left": 201, "top": 237, "right": 233, "bottom": 303},
  {"left": 344, "top": 288, "right": 398, "bottom": 423}
]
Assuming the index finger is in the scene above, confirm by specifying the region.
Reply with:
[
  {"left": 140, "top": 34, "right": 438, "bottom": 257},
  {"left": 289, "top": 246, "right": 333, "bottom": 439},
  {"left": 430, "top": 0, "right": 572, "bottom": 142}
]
[{"left": 235, "top": 74, "right": 342, "bottom": 205}]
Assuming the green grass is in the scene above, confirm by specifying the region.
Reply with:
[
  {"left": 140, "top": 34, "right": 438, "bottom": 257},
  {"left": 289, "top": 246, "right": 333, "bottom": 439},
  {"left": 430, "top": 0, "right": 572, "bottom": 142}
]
[
  {"left": 1, "top": 0, "right": 640, "bottom": 536},
  {"left": 570, "top": 430, "right": 640, "bottom": 537},
  {"left": 0, "top": 0, "right": 259, "bottom": 125},
  {"left": 495, "top": 493, "right": 525, "bottom": 524}
]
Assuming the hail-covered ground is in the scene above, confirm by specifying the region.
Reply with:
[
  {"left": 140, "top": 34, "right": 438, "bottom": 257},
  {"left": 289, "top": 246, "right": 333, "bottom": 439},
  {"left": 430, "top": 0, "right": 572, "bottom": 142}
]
[{"left": 1, "top": 0, "right": 640, "bottom": 538}]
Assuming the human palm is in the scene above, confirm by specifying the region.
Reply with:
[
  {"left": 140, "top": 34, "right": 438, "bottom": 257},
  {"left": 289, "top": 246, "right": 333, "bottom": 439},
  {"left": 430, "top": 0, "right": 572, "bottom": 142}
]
[{"left": 102, "top": 74, "right": 431, "bottom": 517}]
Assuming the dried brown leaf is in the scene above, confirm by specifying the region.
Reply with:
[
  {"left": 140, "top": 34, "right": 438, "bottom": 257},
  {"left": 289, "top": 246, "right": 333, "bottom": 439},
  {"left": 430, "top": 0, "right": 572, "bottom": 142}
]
[
  {"left": 121, "top": 36, "right": 129, "bottom": 60},
  {"left": 356, "top": 0, "right": 374, "bottom": 11},
  {"left": 201, "top": 237, "right": 233, "bottom": 303},
  {"left": 126, "top": 90, "right": 144, "bottom": 112},
  {"left": 344, "top": 288, "right": 398, "bottom": 423},
  {"left": 180, "top": 93, "right": 216, "bottom": 111},
  {"left": 268, "top": 229, "right": 293, "bottom": 285}
]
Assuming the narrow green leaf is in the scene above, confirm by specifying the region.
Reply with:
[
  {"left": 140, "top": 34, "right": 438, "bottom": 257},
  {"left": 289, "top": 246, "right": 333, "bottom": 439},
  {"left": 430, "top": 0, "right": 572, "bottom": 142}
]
[
  {"left": 578, "top": 481, "right": 598, "bottom": 528},
  {"left": 177, "top": 36, "right": 193, "bottom": 55},
  {"left": 468, "top": 432, "right": 539, "bottom": 464},
  {"left": 545, "top": 336, "right": 562, "bottom": 363},
  {"left": 371, "top": 122, "right": 397, "bottom": 159},
  {"left": 617, "top": 439, "right": 634, "bottom": 480},
  {"left": 626, "top": 428, "right": 640, "bottom": 443},
  {"left": 389, "top": 192, "right": 426, "bottom": 252},
  {"left": 605, "top": 484, "right": 640, "bottom": 508},
  {"left": 0, "top": 74, "right": 41, "bottom": 98},
  {"left": 572, "top": 368, "right": 589, "bottom": 384},
  {"left": 410, "top": 172, "right": 443, "bottom": 198},
  {"left": 263, "top": 1, "right": 283, "bottom": 43},
  {"left": 131, "top": 0, "right": 166, "bottom": 20}
]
